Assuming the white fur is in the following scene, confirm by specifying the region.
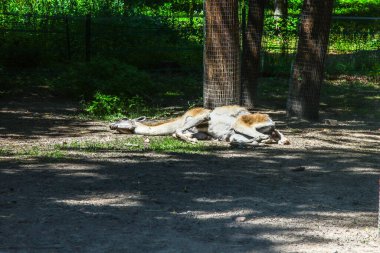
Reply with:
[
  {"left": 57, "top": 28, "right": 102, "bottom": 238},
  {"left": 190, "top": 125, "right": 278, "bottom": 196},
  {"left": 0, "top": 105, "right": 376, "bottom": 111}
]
[{"left": 110, "top": 105, "right": 289, "bottom": 146}]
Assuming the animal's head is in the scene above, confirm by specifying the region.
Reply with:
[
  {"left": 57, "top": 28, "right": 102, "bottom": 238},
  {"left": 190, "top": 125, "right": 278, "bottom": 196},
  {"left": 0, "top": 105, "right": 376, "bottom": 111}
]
[
  {"left": 109, "top": 116, "right": 146, "bottom": 134},
  {"left": 238, "top": 113, "right": 275, "bottom": 134}
]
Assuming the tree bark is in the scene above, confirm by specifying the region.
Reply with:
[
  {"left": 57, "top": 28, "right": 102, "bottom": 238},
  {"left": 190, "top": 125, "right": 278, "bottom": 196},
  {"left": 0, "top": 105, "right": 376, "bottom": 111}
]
[
  {"left": 241, "top": 0, "right": 267, "bottom": 108},
  {"left": 287, "top": 0, "right": 334, "bottom": 121},
  {"left": 274, "top": 0, "right": 288, "bottom": 19},
  {"left": 204, "top": 0, "right": 241, "bottom": 108}
]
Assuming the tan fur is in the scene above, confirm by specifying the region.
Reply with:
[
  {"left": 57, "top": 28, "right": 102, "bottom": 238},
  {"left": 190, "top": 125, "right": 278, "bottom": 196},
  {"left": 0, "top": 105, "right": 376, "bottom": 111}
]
[
  {"left": 186, "top": 107, "right": 208, "bottom": 117},
  {"left": 110, "top": 105, "right": 289, "bottom": 145},
  {"left": 138, "top": 108, "right": 208, "bottom": 127},
  {"left": 143, "top": 117, "right": 179, "bottom": 127},
  {"left": 238, "top": 113, "right": 271, "bottom": 127}
]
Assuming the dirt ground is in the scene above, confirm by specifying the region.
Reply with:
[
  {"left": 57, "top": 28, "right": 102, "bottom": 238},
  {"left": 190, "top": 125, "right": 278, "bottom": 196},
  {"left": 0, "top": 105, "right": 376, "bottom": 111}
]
[{"left": 0, "top": 98, "right": 379, "bottom": 253}]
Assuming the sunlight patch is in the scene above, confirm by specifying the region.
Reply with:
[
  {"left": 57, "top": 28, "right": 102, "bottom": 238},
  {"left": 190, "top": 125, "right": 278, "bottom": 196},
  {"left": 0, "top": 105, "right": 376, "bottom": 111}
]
[
  {"left": 53, "top": 194, "right": 142, "bottom": 207},
  {"left": 181, "top": 209, "right": 254, "bottom": 220}
]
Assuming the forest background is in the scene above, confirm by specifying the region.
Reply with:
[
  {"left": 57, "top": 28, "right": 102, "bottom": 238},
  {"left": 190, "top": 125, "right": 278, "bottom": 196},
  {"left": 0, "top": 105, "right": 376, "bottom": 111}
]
[{"left": 0, "top": 0, "right": 379, "bottom": 119}]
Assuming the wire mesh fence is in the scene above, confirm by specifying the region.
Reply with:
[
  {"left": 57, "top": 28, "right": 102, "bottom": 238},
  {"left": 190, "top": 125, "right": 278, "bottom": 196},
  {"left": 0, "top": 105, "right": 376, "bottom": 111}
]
[
  {"left": 0, "top": 10, "right": 379, "bottom": 81},
  {"left": 203, "top": 0, "right": 241, "bottom": 108}
]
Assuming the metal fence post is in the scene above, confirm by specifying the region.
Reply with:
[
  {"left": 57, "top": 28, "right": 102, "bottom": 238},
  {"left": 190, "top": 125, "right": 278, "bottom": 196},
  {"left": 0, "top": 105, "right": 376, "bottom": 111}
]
[
  {"left": 65, "top": 15, "right": 71, "bottom": 60},
  {"left": 85, "top": 13, "right": 91, "bottom": 61}
]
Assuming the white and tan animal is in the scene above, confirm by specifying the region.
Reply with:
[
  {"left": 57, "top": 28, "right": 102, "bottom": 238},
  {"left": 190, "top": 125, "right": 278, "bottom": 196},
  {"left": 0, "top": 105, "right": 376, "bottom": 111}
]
[{"left": 109, "top": 105, "right": 289, "bottom": 146}]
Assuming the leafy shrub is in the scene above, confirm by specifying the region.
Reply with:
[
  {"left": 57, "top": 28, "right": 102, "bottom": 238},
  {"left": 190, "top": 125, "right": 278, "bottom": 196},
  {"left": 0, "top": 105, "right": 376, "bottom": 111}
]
[
  {"left": 84, "top": 92, "right": 125, "bottom": 117},
  {"left": 52, "top": 57, "right": 156, "bottom": 99}
]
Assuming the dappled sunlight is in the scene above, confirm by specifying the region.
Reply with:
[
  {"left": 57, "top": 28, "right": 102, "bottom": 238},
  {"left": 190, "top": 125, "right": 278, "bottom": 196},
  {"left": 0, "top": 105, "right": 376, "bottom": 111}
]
[
  {"left": 53, "top": 194, "right": 143, "bottom": 208},
  {"left": 341, "top": 167, "right": 379, "bottom": 174},
  {"left": 179, "top": 209, "right": 255, "bottom": 220},
  {"left": 58, "top": 171, "right": 110, "bottom": 179},
  {"left": 193, "top": 196, "right": 290, "bottom": 208},
  {"left": 1, "top": 145, "right": 379, "bottom": 252},
  {"left": 1, "top": 99, "right": 380, "bottom": 252}
]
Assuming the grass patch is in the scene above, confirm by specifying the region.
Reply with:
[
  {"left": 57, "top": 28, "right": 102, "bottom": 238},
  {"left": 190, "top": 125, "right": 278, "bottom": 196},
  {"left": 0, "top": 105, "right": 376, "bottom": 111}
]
[
  {"left": 0, "top": 148, "right": 13, "bottom": 157},
  {"left": 1, "top": 136, "right": 222, "bottom": 161},
  {"left": 148, "top": 137, "right": 212, "bottom": 153},
  {"left": 57, "top": 136, "right": 220, "bottom": 154}
]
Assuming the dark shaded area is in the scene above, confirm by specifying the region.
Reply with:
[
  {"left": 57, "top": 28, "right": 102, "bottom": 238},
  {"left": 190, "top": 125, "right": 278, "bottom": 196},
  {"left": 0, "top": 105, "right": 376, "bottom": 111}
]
[
  {"left": 1, "top": 99, "right": 379, "bottom": 252},
  {"left": 241, "top": 0, "right": 267, "bottom": 108},
  {"left": 0, "top": 143, "right": 379, "bottom": 252},
  {"left": 0, "top": 99, "right": 101, "bottom": 140}
]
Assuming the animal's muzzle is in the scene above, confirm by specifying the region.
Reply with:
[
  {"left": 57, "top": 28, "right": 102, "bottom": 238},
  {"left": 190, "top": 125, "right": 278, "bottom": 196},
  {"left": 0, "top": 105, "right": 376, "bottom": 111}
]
[{"left": 257, "top": 125, "right": 275, "bottom": 134}]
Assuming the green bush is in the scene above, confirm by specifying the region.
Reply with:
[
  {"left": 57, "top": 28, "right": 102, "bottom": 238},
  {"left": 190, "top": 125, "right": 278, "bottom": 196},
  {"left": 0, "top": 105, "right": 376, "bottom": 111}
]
[
  {"left": 84, "top": 92, "right": 125, "bottom": 116},
  {"left": 52, "top": 57, "right": 156, "bottom": 99}
]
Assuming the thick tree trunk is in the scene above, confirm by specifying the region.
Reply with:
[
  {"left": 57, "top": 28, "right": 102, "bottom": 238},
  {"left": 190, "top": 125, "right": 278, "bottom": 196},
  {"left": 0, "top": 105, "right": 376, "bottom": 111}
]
[
  {"left": 274, "top": 0, "right": 288, "bottom": 54},
  {"left": 203, "top": 0, "right": 241, "bottom": 108},
  {"left": 241, "top": 0, "right": 267, "bottom": 108},
  {"left": 274, "top": 0, "right": 288, "bottom": 19},
  {"left": 287, "top": 0, "right": 334, "bottom": 121}
]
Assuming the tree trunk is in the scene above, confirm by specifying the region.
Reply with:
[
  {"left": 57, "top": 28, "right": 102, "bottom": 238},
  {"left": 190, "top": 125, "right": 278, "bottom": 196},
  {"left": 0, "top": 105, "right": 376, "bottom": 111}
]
[
  {"left": 204, "top": 0, "right": 241, "bottom": 108},
  {"left": 241, "top": 0, "right": 267, "bottom": 108},
  {"left": 274, "top": 0, "right": 288, "bottom": 19},
  {"left": 287, "top": 0, "right": 334, "bottom": 121},
  {"left": 274, "top": 0, "right": 288, "bottom": 54}
]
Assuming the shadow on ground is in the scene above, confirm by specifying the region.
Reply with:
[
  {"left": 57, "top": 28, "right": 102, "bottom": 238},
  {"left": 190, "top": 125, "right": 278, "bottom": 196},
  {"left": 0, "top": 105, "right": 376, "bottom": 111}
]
[
  {"left": 1, "top": 144, "right": 379, "bottom": 252},
  {"left": 0, "top": 100, "right": 379, "bottom": 252}
]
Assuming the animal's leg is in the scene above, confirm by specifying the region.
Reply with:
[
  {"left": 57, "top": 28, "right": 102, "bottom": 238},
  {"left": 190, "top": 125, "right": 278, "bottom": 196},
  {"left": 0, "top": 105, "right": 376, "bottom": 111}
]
[
  {"left": 229, "top": 133, "right": 262, "bottom": 146},
  {"left": 232, "top": 123, "right": 271, "bottom": 142},
  {"left": 273, "top": 129, "right": 290, "bottom": 145},
  {"left": 191, "top": 132, "right": 211, "bottom": 140},
  {"left": 174, "top": 115, "right": 210, "bottom": 143}
]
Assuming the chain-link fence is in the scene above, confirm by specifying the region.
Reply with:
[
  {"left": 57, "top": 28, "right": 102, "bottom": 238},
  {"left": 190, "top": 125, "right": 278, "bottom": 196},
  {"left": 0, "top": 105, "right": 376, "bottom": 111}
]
[{"left": 0, "top": 10, "right": 379, "bottom": 80}]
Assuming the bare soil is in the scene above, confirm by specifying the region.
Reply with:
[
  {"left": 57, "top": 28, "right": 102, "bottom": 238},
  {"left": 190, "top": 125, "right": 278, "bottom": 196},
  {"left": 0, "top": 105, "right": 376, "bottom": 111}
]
[{"left": 0, "top": 98, "right": 379, "bottom": 253}]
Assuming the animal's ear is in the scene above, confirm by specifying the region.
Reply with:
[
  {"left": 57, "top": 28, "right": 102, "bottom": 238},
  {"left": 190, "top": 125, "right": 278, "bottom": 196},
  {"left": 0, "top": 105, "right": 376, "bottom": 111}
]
[{"left": 135, "top": 116, "right": 147, "bottom": 122}]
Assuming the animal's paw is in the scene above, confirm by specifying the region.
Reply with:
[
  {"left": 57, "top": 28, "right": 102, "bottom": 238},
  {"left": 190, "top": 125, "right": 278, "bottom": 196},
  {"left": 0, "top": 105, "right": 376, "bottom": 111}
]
[
  {"left": 255, "top": 134, "right": 270, "bottom": 141},
  {"left": 278, "top": 138, "right": 290, "bottom": 145},
  {"left": 174, "top": 133, "right": 198, "bottom": 143}
]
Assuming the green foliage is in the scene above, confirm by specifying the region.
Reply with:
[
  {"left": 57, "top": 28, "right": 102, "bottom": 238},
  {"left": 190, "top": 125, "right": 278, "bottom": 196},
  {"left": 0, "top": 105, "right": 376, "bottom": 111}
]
[
  {"left": 283, "top": 0, "right": 380, "bottom": 16},
  {"left": 148, "top": 136, "right": 208, "bottom": 153},
  {"left": 81, "top": 92, "right": 175, "bottom": 119},
  {"left": 90, "top": 15, "right": 203, "bottom": 71},
  {"left": 52, "top": 57, "right": 155, "bottom": 99},
  {"left": 84, "top": 92, "right": 125, "bottom": 117},
  {"left": 334, "top": 0, "right": 380, "bottom": 16}
]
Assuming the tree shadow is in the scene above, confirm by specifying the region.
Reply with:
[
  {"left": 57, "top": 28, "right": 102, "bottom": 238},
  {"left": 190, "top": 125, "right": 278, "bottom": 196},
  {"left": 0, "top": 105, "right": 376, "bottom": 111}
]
[
  {"left": 0, "top": 99, "right": 105, "bottom": 140},
  {"left": 1, "top": 141, "right": 379, "bottom": 252},
  {"left": 1, "top": 98, "right": 379, "bottom": 251}
]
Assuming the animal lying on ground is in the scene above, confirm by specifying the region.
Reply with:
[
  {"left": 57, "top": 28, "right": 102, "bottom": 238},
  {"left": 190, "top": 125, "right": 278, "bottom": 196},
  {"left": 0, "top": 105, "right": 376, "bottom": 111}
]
[{"left": 109, "top": 105, "right": 290, "bottom": 146}]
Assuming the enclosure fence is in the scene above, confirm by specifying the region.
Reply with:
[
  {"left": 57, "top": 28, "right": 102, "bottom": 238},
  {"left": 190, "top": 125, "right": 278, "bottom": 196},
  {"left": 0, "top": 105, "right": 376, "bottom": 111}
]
[
  {"left": 203, "top": 0, "right": 241, "bottom": 108},
  {"left": 0, "top": 11, "right": 379, "bottom": 80}
]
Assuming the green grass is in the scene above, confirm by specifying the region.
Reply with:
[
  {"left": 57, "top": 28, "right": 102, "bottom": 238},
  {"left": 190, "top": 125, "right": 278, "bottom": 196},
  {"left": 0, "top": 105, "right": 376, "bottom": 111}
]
[
  {"left": 1, "top": 136, "right": 223, "bottom": 161},
  {"left": 56, "top": 136, "right": 217, "bottom": 154},
  {"left": 0, "top": 148, "right": 13, "bottom": 156}
]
